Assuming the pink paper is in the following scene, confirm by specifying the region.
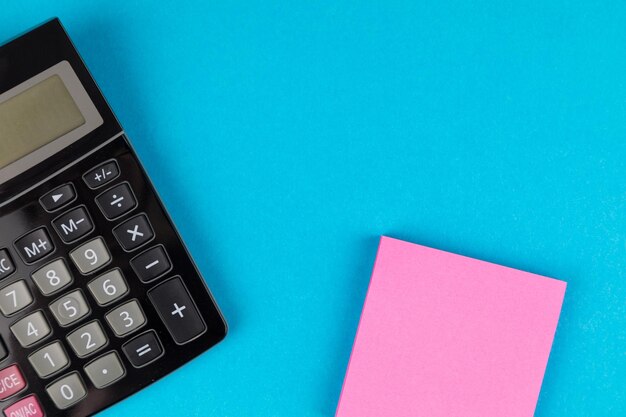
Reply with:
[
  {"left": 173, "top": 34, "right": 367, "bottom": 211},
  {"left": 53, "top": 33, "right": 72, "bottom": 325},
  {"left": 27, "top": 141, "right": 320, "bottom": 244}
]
[{"left": 336, "top": 236, "right": 566, "bottom": 417}]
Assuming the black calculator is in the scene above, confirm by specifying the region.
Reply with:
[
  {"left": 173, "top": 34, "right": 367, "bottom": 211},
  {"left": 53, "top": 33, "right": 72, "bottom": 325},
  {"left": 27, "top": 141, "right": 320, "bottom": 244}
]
[{"left": 0, "top": 19, "right": 227, "bottom": 416}]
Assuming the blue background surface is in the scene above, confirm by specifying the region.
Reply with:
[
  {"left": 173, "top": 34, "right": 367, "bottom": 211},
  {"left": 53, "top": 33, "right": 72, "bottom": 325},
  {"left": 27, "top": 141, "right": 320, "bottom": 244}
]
[{"left": 2, "top": 1, "right": 625, "bottom": 416}]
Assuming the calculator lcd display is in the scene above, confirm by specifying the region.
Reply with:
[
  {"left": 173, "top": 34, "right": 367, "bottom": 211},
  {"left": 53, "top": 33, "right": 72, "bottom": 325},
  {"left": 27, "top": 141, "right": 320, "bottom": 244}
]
[{"left": 0, "top": 75, "right": 86, "bottom": 169}]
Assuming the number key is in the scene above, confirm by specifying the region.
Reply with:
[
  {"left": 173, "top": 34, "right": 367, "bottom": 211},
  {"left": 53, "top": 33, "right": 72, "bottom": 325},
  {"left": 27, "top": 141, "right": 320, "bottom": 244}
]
[
  {"left": 11, "top": 311, "right": 51, "bottom": 347},
  {"left": 66, "top": 320, "right": 108, "bottom": 358},
  {"left": 46, "top": 372, "right": 87, "bottom": 409},
  {"left": 28, "top": 341, "right": 70, "bottom": 378},
  {"left": 32, "top": 259, "right": 73, "bottom": 296},
  {"left": 105, "top": 300, "right": 146, "bottom": 336},
  {"left": 49, "top": 290, "right": 90, "bottom": 326},
  {"left": 0, "top": 280, "right": 33, "bottom": 316},
  {"left": 70, "top": 237, "right": 111, "bottom": 274},
  {"left": 87, "top": 269, "right": 129, "bottom": 306}
]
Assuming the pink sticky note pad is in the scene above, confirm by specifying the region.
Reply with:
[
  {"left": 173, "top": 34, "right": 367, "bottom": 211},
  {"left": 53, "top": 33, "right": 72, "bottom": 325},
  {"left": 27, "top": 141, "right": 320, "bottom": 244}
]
[{"left": 336, "top": 236, "right": 566, "bottom": 417}]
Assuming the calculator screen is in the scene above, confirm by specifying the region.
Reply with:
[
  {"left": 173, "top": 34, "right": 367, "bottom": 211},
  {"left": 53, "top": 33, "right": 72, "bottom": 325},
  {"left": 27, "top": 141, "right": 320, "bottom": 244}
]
[
  {"left": 0, "top": 61, "right": 103, "bottom": 182},
  {"left": 0, "top": 75, "right": 86, "bottom": 169}
]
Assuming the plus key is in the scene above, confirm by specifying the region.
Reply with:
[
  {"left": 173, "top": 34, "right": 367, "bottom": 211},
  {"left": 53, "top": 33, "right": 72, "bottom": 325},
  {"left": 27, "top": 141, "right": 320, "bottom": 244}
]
[{"left": 148, "top": 277, "right": 206, "bottom": 344}]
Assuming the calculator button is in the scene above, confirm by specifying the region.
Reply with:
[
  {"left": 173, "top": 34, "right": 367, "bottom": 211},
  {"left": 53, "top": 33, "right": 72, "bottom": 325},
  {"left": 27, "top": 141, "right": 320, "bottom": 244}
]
[
  {"left": 0, "top": 337, "right": 7, "bottom": 362},
  {"left": 40, "top": 183, "right": 76, "bottom": 212},
  {"left": 122, "top": 330, "right": 164, "bottom": 368},
  {"left": 95, "top": 182, "right": 137, "bottom": 220},
  {"left": 0, "top": 249, "right": 15, "bottom": 281},
  {"left": 14, "top": 228, "right": 54, "bottom": 264},
  {"left": 130, "top": 245, "right": 172, "bottom": 283},
  {"left": 66, "top": 321, "right": 108, "bottom": 358},
  {"left": 148, "top": 277, "right": 206, "bottom": 344},
  {"left": 52, "top": 206, "right": 94, "bottom": 243},
  {"left": 87, "top": 269, "right": 128, "bottom": 306},
  {"left": 0, "top": 280, "right": 33, "bottom": 317},
  {"left": 113, "top": 214, "right": 154, "bottom": 251},
  {"left": 113, "top": 214, "right": 155, "bottom": 251},
  {"left": 31, "top": 259, "right": 73, "bottom": 296},
  {"left": 46, "top": 372, "right": 86, "bottom": 409},
  {"left": 28, "top": 341, "right": 70, "bottom": 378},
  {"left": 0, "top": 364, "right": 26, "bottom": 400},
  {"left": 10, "top": 311, "right": 51, "bottom": 348},
  {"left": 84, "top": 351, "right": 125, "bottom": 389},
  {"left": 105, "top": 300, "right": 146, "bottom": 337},
  {"left": 70, "top": 237, "right": 111, "bottom": 274},
  {"left": 2, "top": 395, "right": 44, "bottom": 417},
  {"left": 83, "top": 160, "right": 120, "bottom": 189},
  {"left": 49, "top": 290, "right": 90, "bottom": 327}
]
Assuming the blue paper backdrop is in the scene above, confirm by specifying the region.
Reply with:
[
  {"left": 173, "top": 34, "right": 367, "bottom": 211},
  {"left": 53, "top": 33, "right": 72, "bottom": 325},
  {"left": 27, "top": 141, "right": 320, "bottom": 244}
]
[{"left": 2, "top": 1, "right": 625, "bottom": 416}]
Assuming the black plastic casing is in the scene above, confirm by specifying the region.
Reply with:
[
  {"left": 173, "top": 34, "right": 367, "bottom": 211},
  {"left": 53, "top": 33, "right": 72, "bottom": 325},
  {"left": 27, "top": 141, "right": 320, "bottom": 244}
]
[{"left": 0, "top": 19, "right": 227, "bottom": 416}]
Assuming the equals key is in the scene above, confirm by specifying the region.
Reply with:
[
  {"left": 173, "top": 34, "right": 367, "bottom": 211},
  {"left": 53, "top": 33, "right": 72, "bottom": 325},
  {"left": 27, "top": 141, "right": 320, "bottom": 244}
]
[
  {"left": 96, "top": 182, "right": 137, "bottom": 220},
  {"left": 131, "top": 245, "right": 172, "bottom": 283},
  {"left": 123, "top": 331, "right": 164, "bottom": 368}
]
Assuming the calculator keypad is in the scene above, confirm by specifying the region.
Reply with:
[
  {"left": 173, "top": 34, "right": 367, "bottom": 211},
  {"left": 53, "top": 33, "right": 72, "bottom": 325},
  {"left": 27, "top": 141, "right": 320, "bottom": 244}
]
[
  {"left": 10, "top": 311, "right": 51, "bottom": 348},
  {"left": 0, "top": 280, "right": 33, "bottom": 316},
  {"left": 70, "top": 237, "right": 111, "bottom": 274},
  {"left": 0, "top": 148, "right": 226, "bottom": 415},
  {"left": 49, "top": 290, "right": 91, "bottom": 327},
  {"left": 28, "top": 341, "right": 70, "bottom": 378}
]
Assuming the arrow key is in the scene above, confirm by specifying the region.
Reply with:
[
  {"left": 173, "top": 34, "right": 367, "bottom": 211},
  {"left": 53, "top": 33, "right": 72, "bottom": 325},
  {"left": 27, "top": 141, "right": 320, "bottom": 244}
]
[{"left": 40, "top": 183, "right": 76, "bottom": 212}]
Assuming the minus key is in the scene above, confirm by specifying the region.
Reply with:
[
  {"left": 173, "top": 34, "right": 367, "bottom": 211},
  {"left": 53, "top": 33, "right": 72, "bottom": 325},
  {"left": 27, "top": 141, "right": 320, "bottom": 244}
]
[{"left": 130, "top": 245, "right": 172, "bottom": 283}]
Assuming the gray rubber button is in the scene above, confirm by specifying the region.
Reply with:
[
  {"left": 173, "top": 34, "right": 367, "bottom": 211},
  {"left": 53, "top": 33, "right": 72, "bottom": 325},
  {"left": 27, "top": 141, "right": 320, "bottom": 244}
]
[
  {"left": 105, "top": 300, "right": 146, "bottom": 336},
  {"left": 0, "top": 280, "right": 33, "bottom": 316},
  {"left": 11, "top": 311, "right": 51, "bottom": 347},
  {"left": 28, "top": 341, "right": 70, "bottom": 378},
  {"left": 84, "top": 351, "right": 125, "bottom": 389},
  {"left": 46, "top": 372, "right": 86, "bottom": 409},
  {"left": 70, "top": 237, "right": 111, "bottom": 274},
  {"left": 32, "top": 259, "right": 73, "bottom": 295},
  {"left": 49, "top": 290, "right": 90, "bottom": 326},
  {"left": 87, "top": 269, "right": 128, "bottom": 306},
  {"left": 66, "top": 321, "right": 108, "bottom": 358}
]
